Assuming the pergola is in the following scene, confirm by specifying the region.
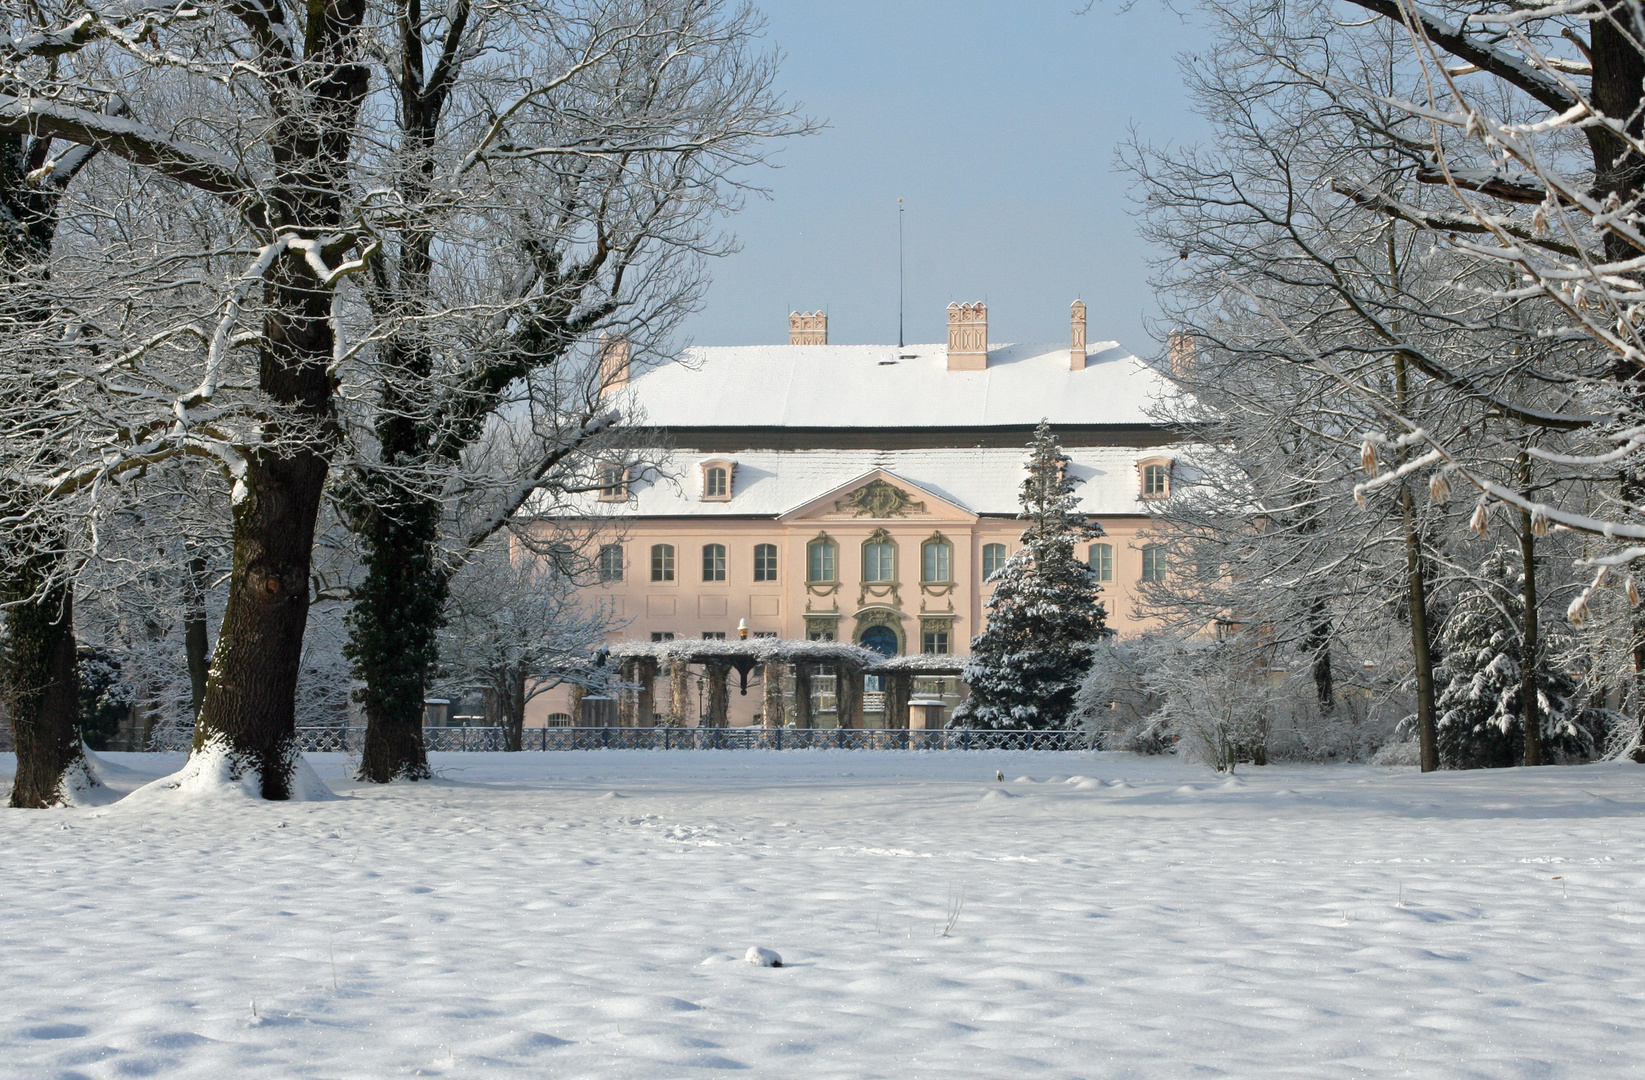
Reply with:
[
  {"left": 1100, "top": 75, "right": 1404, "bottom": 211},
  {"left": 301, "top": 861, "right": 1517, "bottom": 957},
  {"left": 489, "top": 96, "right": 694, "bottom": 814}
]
[{"left": 594, "top": 639, "right": 962, "bottom": 729}]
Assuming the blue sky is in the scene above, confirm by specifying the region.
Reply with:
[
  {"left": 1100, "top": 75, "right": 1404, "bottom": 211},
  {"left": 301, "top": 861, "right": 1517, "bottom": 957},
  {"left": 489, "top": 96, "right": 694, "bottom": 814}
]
[{"left": 679, "top": 0, "right": 1212, "bottom": 359}]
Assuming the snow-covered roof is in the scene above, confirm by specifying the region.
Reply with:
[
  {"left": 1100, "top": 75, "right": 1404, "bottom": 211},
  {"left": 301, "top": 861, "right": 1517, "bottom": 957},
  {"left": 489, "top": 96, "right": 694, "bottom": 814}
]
[
  {"left": 598, "top": 445, "right": 1187, "bottom": 518},
  {"left": 624, "top": 341, "right": 1166, "bottom": 430}
]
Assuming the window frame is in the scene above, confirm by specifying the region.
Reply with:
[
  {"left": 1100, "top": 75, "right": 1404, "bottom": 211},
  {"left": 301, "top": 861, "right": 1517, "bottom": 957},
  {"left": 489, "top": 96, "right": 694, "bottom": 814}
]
[
  {"left": 920, "top": 534, "right": 953, "bottom": 584},
  {"left": 650, "top": 543, "right": 675, "bottom": 582},
  {"left": 1138, "top": 456, "right": 1173, "bottom": 500},
  {"left": 807, "top": 535, "right": 838, "bottom": 583},
  {"left": 1089, "top": 542, "right": 1113, "bottom": 582},
  {"left": 701, "top": 543, "right": 727, "bottom": 582},
  {"left": 597, "top": 543, "right": 624, "bottom": 583},
  {"left": 596, "top": 461, "right": 630, "bottom": 502},
  {"left": 699, "top": 458, "right": 735, "bottom": 502},
  {"left": 981, "top": 542, "right": 1008, "bottom": 580},
  {"left": 753, "top": 543, "right": 778, "bottom": 582},
  {"left": 863, "top": 536, "right": 897, "bottom": 583},
  {"left": 1141, "top": 543, "right": 1167, "bottom": 583}
]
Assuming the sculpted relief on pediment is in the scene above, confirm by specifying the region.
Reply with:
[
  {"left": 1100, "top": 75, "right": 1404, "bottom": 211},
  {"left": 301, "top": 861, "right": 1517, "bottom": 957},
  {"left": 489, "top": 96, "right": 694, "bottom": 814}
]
[{"left": 835, "top": 478, "right": 925, "bottom": 519}]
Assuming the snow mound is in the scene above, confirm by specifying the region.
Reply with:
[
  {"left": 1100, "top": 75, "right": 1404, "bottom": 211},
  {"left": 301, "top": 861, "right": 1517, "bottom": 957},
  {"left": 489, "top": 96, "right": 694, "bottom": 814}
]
[
  {"left": 598, "top": 791, "right": 626, "bottom": 800},
  {"left": 744, "top": 946, "right": 783, "bottom": 968},
  {"left": 118, "top": 741, "right": 336, "bottom": 808},
  {"left": 981, "top": 789, "right": 1018, "bottom": 802},
  {"left": 1072, "top": 779, "right": 1103, "bottom": 790},
  {"left": 1013, "top": 775, "right": 1036, "bottom": 783},
  {"left": 1064, "top": 776, "right": 1091, "bottom": 784}
]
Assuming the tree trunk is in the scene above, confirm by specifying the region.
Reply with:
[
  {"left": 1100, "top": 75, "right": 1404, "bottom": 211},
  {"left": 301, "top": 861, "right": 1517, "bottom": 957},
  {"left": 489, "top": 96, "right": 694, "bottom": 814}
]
[
  {"left": 835, "top": 663, "right": 862, "bottom": 730},
  {"left": 183, "top": 555, "right": 210, "bottom": 721},
  {"left": 1401, "top": 484, "right": 1439, "bottom": 772},
  {"left": 3, "top": 581, "right": 85, "bottom": 807},
  {"left": 502, "top": 669, "right": 526, "bottom": 752},
  {"left": 1518, "top": 500, "right": 1543, "bottom": 767},
  {"left": 1307, "top": 599, "right": 1334, "bottom": 713}
]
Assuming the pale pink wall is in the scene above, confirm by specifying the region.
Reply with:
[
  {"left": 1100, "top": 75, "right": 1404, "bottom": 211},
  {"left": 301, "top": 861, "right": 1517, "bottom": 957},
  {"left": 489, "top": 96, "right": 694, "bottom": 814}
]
[{"left": 524, "top": 513, "right": 1160, "bottom": 728}]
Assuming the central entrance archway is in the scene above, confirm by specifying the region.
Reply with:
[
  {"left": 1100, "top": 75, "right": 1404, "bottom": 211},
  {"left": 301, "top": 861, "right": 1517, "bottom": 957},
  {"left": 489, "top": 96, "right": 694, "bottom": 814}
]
[{"left": 860, "top": 625, "right": 898, "bottom": 659}]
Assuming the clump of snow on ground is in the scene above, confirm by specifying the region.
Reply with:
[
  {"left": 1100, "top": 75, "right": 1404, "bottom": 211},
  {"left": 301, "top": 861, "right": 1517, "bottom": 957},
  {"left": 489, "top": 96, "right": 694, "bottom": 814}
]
[
  {"left": 2, "top": 749, "right": 1644, "bottom": 1078},
  {"left": 116, "top": 738, "right": 337, "bottom": 808}
]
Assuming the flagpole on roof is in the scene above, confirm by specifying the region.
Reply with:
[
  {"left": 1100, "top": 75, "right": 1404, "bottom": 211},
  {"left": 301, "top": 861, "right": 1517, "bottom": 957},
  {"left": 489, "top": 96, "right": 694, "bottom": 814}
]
[{"left": 897, "top": 197, "right": 905, "bottom": 349}]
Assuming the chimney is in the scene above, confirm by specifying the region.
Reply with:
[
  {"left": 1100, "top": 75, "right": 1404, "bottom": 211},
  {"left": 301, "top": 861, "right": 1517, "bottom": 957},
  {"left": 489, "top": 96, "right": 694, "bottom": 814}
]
[
  {"left": 946, "top": 301, "right": 987, "bottom": 370},
  {"left": 1070, "top": 299, "right": 1087, "bottom": 370},
  {"left": 789, "top": 310, "right": 827, "bottom": 345},
  {"left": 598, "top": 333, "right": 631, "bottom": 390},
  {"left": 1168, "top": 331, "right": 1195, "bottom": 377}
]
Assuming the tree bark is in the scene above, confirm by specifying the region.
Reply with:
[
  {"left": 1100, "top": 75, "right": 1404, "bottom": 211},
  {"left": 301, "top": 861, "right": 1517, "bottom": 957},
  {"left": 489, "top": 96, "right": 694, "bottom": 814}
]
[
  {"left": 183, "top": 555, "right": 210, "bottom": 721},
  {"left": 706, "top": 661, "right": 729, "bottom": 727},
  {"left": 669, "top": 658, "right": 691, "bottom": 725},
  {"left": 502, "top": 669, "right": 526, "bottom": 752},
  {"left": 3, "top": 580, "right": 84, "bottom": 807},
  {"left": 1401, "top": 484, "right": 1439, "bottom": 772},
  {"left": 835, "top": 663, "right": 862, "bottom": 730},
  {"left": 793, "top": 662, "right": 813, "bottom": 728},
  {"left": 1518, "top": 502, "right": 1544, "bottom": 767}
]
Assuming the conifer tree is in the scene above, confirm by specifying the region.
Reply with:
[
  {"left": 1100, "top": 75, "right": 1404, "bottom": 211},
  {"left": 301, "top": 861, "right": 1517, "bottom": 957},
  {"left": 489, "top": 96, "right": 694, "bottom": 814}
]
[
  {"left": 1434, "top": 549, "right": 1599, "bottom": 768},
  {"left": 952, "top": 422, "right": 1110, "bottom": 730}
]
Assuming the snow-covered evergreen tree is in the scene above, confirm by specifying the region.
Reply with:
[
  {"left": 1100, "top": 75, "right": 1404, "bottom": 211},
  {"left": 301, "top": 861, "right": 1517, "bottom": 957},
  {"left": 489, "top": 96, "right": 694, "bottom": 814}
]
[
  {"left": 952, "top": 422, "right": 1109, "bottom": 730},
  {"left": 1434, "top": 549, "right": 1601, "bottom": 768}
]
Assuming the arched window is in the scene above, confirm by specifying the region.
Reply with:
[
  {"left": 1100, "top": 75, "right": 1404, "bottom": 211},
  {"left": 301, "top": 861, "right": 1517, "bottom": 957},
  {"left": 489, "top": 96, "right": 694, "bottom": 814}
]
[
  {"left": 597, "top": 544, "right": 624, "bottom": 582},
  {"left": 650, "top": 544, "right": 675, "bottom": 582},
  {"left": 863, "top": 537, "right": 897, "bottom": 582},
  {"left": 807, "top": 536, "right": 837, "bottom": 583},
  {"left": 1141, "top": 544, "right": 1167, "bottom": 582},
  {"left": 702, "top": 543, "right": 726, "bottom": 582},
  {"left": 753, "top": 543, "right": 778, "bottom": 582},
  {"left": 982, "top": 543, "right": 1008, "bottom": 580},
  {"left": 921, "top": 536, "right": 952, "bottom": 583},
  {"left": 1089, "top": 543, "right": 1113, "bottom": 582}
]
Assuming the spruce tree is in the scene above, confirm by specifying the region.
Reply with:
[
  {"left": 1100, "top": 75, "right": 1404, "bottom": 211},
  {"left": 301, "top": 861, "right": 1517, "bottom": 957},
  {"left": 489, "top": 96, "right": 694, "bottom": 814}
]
[
  {"left": 1434, "top": 549, "right": 1598, "bottom": 768},
  {"left": 952, "top": 422, "right": 1110, "bottom": 730}
]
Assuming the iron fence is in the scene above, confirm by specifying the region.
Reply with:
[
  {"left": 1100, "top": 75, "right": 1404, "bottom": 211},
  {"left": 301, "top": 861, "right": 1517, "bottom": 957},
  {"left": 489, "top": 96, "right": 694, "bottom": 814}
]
[{"left": 292, "top": 725, "right": 1092, "bottom": 753}]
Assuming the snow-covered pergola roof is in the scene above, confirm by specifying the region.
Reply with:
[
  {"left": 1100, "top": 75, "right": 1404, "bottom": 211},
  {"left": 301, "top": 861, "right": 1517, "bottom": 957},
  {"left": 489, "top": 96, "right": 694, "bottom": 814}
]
[{"left": 607, "top": 638, "right": 884, "bottom": 667}]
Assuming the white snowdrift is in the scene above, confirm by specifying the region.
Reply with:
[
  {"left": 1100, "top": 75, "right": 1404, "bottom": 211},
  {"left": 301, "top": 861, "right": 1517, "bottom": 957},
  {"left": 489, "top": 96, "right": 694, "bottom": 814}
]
[{"left": 117, "top": 739, "right": 336, "bottom": 808}]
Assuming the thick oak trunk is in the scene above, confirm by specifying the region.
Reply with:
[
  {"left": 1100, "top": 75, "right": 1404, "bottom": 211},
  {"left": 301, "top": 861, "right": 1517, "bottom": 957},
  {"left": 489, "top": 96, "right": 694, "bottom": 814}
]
[{"left": 4, "top": 582, "right": 84, "bottom": 807}]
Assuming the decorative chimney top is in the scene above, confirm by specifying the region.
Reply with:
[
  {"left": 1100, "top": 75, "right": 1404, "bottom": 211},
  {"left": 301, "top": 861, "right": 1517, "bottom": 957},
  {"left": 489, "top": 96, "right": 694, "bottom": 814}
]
[
  {"left": 1070, "top": 299, "right": 1087, "bottom": 370},
  {"left": 946, "top": 302, "right": 987, "bottom": 370},
  {"left": 598, "top": 333, "right": 631, "bottom": 390},
  {"left": 1168, "top": 331, "right": 1195, "bottom": 377},
  {"left": 789, "top": 310, "right": 827, "bottom": 345}
]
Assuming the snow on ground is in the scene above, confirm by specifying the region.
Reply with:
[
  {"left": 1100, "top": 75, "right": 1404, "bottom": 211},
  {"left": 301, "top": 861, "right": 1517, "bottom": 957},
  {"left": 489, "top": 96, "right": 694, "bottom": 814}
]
[{"left": 2, "top": 749, "right": 1644, "bottom": 1079}]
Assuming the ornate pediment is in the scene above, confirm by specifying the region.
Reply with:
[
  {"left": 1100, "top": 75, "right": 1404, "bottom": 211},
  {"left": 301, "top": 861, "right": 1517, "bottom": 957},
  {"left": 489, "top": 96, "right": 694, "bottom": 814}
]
[{"left": 835, "top": 479, "right": 925, "bottom": 519}]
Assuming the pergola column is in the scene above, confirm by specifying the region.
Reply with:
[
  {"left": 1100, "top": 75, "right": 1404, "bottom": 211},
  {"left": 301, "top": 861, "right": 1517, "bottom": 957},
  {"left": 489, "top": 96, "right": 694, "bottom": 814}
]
[
  {"left": 793, "top": 663, "right": 813, "bottom": 729},
  {"left": 887, "top": 671, "right": 912, "bottom": 730},
  {"left": 668, "top": 657, "right": 691, "bottom": 726},
  {"left": 569, "top": 682, "right": 587, "bottom": 725},
  {"left": 636, "top": 659, "right": 658, "bottom": 727},
  {"left": 617, "top": 659, "right": 638, "bottom": 727},
  {"left": 834, "top": 661, "right": 863, "bottom": 729},
  {"left": 761, "top": 658, "right": 786, "bottom": 728},
  {"left": 706, "top": 661, "right": 730, "bottom": 728}
]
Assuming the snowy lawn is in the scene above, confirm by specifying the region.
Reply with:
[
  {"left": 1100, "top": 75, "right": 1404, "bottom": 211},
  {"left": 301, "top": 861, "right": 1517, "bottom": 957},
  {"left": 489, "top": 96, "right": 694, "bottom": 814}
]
[{"left": 2, "top": 750, "right": 1643, "bottom": 1079}]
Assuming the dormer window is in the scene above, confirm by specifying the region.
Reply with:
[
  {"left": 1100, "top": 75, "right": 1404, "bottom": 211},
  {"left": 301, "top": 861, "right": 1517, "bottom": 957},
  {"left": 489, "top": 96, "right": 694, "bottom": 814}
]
[
  {"left": 700, "top": 458, "right": 734, "bottom": 502},
  {"left": 1138, "top": 457, "right": 1173, "bottom": 500},
  {"left": 597, "top": 461, "right": 630, "bottom": 502}
]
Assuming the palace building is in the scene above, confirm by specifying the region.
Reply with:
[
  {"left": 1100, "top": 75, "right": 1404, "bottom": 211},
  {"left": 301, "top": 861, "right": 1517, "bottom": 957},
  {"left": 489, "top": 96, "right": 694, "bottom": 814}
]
[{"left": 528, "top": 300, "right": 1177, "bottom": 728}]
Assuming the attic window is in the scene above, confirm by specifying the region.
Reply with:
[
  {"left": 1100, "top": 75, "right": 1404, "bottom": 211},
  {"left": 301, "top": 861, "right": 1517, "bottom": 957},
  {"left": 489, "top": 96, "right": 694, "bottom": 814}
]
[
  {"left": 1138, "top": 457, "right": 1173, "bottom": 500},
  {"left": 700, "top": 459, "right": 734, "bottom": 502}
]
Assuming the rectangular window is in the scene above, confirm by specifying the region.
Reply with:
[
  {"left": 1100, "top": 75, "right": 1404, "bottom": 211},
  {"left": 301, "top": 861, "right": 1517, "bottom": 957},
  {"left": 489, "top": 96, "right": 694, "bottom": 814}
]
[
  {"left": 982, "top": 543, "right": 1007, "bottom": 579},
  {"left": 921, "top": 627, "right": 950, "bottom": 654},
  {"left": 704, "top": 466, "right": 728, "bottom": 499},
  {"left": 1144, "top": 464, "right": 1169, "bottom": 498},
  {"left": 752, "top": 631, "right": 777, "bottom": 639},
  {"left": 597, "top": 462, "right": 629, "bottom": 501},
  {"left": 650, "top": 631, "right": 675, "bottom": 642},
  {"left": 702, "top": 631, "right": 726, "bottom": 640},
  {"left": 864, "top": 542, "right": 896, "bottom": 582},
  {"left": 650, "top": 544, "right": 674, "bottom": 582},
  {"left": 1089, "top": 543, "right": 1113, "bottom": 582},
  {"left": 922, "top": 542, "right": 951, "bottom": 583},
  {"left": 597, "top": 544, "right": 624, "bottom": 583},
  {"left": 1142, "top": 544, "right": 1167, "bottom": 583},
  {"left": 702, "top": 543, "right": 726, "bottom": 582},
  {"left": 808, "top": 541, "right": 836, "bottom": 583},
  {"left": 754, "top": 543, "right": 778, "bottom": 582}
]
